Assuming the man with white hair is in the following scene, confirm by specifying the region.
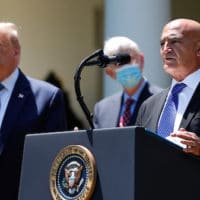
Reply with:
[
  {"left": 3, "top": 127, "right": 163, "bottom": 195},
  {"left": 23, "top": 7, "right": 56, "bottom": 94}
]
[{"left": 93, "top": 36, "right": 161, "bottom": 128}]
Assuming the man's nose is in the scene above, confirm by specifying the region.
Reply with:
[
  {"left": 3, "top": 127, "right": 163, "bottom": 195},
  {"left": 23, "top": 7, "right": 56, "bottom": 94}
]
[{"left": 161, "top": 42, "right": 173, "bottom": 54}]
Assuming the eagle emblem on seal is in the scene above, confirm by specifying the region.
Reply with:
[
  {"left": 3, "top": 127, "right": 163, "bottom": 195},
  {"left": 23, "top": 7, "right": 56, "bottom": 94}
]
[
  {"left": 62, "top": 161, "right": 84, "bottom": 194},
  {"left": 50, "top": 145, "right": 96, "bottom": 200}
]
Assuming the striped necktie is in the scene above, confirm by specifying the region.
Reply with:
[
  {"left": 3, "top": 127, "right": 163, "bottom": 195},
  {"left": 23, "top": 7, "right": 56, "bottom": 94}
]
[
  {"left": 121, "top": 98, "right": 134, "bottom": 126},
  {"left": 157, "top": 83, "right": 186, "bottom": 138}
]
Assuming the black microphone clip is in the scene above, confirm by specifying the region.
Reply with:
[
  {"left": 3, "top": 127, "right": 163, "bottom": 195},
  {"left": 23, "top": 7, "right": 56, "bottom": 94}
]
[
  {"left": 85, "top": 49, "right": 131, "bottom": 68},
  {"left": 98, "top": 50, "right": 131, "bottom": 68}
]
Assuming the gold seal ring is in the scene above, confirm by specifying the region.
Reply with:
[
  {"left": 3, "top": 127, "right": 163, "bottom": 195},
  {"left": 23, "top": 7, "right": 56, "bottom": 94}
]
[{"left": 50, "top": 145, "right": 96, "bottom": 200}]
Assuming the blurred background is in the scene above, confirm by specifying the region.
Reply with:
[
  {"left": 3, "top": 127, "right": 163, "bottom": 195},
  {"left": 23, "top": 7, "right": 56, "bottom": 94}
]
[{"left": 1, "top": 0, "right": 199, "bottom": 128}]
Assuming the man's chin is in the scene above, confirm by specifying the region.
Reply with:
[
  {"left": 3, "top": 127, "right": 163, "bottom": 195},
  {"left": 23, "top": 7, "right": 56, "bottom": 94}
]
[
  {"left": 163, "top": 65, "right": 178, "bottom": 74},
  {"left": 164, "top": 63, "right": 177, "bottom": 69}
]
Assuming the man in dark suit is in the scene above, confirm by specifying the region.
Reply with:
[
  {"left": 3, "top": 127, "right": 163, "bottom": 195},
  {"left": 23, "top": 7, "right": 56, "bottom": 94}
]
[
  {"left": 136, "top": 18, "right": 200, "bottom": 156},
  {"left": 0, "top": 22, "right": 67, "bottom": 199},
  {"left": 93, "top": 36, "right": 161, "bottom": 128}
]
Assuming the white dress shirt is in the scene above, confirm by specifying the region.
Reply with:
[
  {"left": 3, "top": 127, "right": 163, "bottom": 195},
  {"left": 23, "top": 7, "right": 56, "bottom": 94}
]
[{"left": 171, "top": 69, "right": 200, "bottom": 131}]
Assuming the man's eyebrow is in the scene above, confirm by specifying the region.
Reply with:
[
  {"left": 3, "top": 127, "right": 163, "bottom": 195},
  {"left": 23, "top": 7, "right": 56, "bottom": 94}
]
[{"left": 160, "top": 35, "right": 182, "bottom": 42}]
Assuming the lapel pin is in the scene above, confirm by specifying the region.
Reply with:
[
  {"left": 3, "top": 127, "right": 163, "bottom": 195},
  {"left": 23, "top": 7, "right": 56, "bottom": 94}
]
[{"left": 18, "top": 93, "right": 24, "bottom": 98}]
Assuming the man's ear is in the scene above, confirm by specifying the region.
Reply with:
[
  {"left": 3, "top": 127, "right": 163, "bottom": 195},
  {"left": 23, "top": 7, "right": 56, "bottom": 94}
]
[
  {"left": 196, "top": 46, "right": 200, "bottom": 66},
  {"left": 139, "top": 54, "right": 144, "bottom": 71},
  {"left": 196, "top": 41, "right": 200, "bottom": 56},
  {"left": 197, "top": 49, "right": 200, "bottom": 56},
  {"left": 14, "top": 47, "right": 20, "bottom": 56},
  {"left": 105, "top": 67, "right": 116, "bottom": 79}
]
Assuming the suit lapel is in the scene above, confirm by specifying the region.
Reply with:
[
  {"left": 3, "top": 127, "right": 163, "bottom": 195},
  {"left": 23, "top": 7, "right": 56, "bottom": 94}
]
[
  {"left": 130, "top": 82, "right": 152, "bottom": 125},
  {"left": 1, "top": 70, "right": 31, "bottom": 144},
  {"left": 112, "top": 92, "right": 123, "bottom": 127},
  {"left": 180, "top": 83, "right": 200, "bottom": 128}
]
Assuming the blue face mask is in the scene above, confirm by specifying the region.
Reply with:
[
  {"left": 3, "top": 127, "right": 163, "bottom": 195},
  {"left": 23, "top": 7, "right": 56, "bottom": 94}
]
[{"left": 116, "top": 64, "right": 142, "bottom": 88}]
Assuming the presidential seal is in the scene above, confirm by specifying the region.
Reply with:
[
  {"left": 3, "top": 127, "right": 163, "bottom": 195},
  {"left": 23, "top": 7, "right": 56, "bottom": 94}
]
[{"left": 50, "top": 145, "right": 96, "bottom": 200}]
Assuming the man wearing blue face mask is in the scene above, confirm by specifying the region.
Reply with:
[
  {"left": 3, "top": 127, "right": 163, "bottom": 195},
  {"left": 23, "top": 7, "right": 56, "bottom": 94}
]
[{"left": 93, "top": 36, "right": 162, "bottom": 128}]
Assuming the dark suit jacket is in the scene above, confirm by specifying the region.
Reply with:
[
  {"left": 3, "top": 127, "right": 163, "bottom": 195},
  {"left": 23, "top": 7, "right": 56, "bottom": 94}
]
[
  {"left": 136, "top": 83, "right": 200, "bottom": 136},
  {"left": 0, "top": 69, "right": 67, "bottom": 200},
  {"left": 93, "top": 82, "right": 162, "bottom": 128}
]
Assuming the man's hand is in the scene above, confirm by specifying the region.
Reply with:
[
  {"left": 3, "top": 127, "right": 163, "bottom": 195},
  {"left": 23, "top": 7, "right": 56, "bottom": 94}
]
[{"left": 171, "top": 128, "right": 200, "bottom": 156}]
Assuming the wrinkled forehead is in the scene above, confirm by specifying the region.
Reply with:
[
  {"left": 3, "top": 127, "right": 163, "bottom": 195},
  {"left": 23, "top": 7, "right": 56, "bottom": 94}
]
[
  {"left": 161, "top": 27, "right": 183, "bottom": 41},
  {"left": 161, "top": 19, "right": 200, "bottom": 41},
  {"left": 161, "top": 20, "right": 184, "bottom": 39}
]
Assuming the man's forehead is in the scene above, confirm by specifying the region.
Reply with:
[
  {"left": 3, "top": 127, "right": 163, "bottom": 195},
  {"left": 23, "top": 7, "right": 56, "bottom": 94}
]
[
  {"left": 161, "top": 27, "right": 183, "bottom": 40},
  {"left": 161, "top": 19, "right": 200, "bottom": 41},
  {"left": 166, "top": 20, "right": 182, "bottom": 28},
  {"left": 0, "top": 32, "right": 9, "bottom": 43}
]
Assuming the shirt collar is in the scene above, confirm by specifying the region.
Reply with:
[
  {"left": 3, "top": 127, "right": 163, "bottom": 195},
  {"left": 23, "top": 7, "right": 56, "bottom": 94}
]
[
  {"left": 1, "top": 68, "right": 19, "bottom": 92},
  {"left": 171, "top": 69, "right": 200, "bottom": 91}
]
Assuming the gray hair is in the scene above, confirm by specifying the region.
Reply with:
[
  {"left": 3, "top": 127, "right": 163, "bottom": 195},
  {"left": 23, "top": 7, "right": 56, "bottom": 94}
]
[{"left": 103, "top": 36, "right": 141, "bottom": 56}]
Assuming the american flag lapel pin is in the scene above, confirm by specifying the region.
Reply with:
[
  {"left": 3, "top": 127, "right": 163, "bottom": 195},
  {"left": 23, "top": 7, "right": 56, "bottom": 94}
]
[{"left": 18, "top": 93, "right": 24, "bottom": 98}]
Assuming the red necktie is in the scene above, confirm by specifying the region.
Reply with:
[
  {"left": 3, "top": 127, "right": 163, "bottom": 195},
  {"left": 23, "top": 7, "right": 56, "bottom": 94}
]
[{"left": 121, "top": 98, "right": 134, "bottom": 126}]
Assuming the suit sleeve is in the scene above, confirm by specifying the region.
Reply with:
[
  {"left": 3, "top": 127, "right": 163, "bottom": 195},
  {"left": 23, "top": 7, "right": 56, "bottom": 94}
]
[
  {"left": 43, "top": 89, "right": 68, "bottom": 132},
  {"left": 135, "top": 102, "right": 144, "bottom": 127},
  {"left": 93, "top": 103, "right": 100, "bottom": 129}
]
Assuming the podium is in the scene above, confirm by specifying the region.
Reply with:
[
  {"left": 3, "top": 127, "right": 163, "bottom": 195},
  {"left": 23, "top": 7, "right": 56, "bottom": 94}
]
[{"left": 18, "top": 126, "right": 200, "bottom": 200}]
